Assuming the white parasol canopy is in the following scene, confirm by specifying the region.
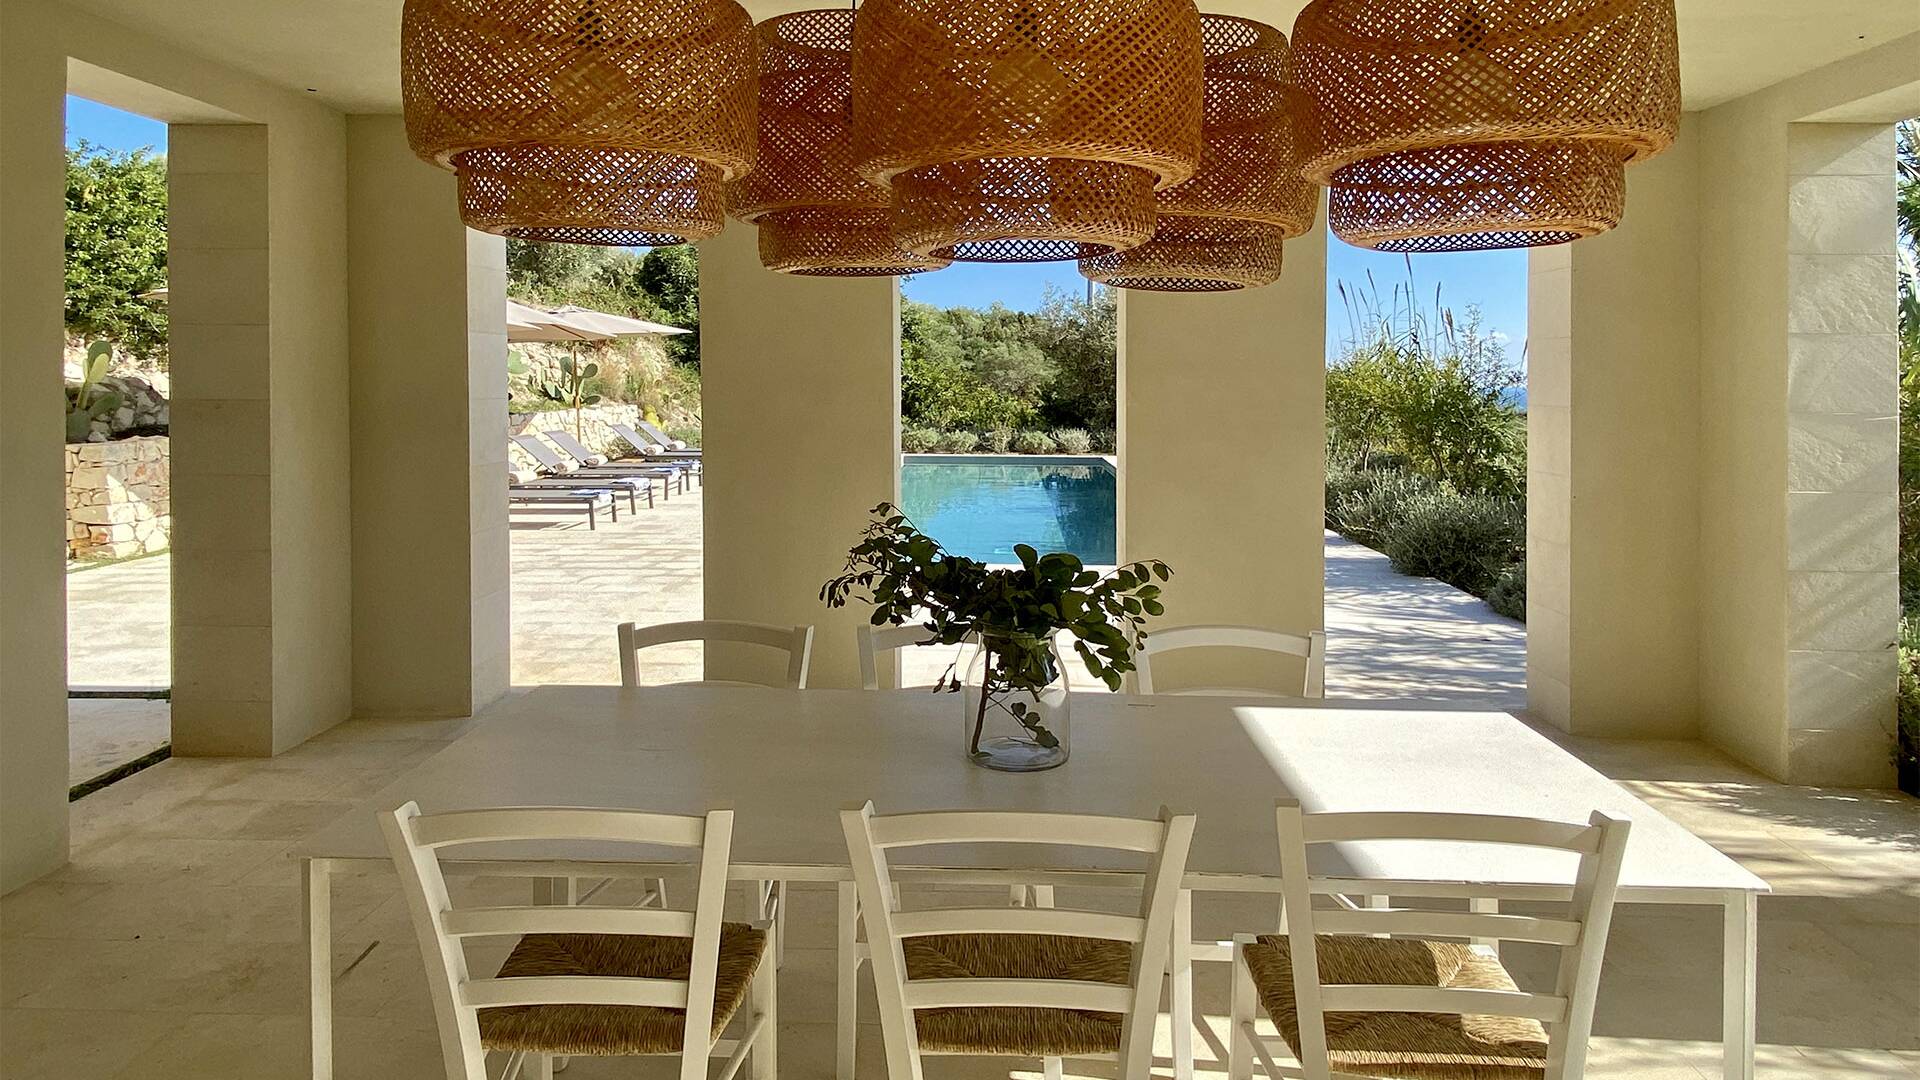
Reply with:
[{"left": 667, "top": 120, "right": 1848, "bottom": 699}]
[
  {"left": 507, "top": 299, "right": 611, "bottom": 343},
  {"left": 543, "top": 304, "right": 691, "bottom": 337}
]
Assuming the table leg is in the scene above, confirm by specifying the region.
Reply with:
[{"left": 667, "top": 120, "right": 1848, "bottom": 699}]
[
  {"left": 305, "top": 859, "right": 333, "bottom": 1080},
  {"left": 837, "top": 881, "right": 860, "bottom": 1080},
  {"left": 1172, "top": 889, "right": 1194, "bottom": 1080},
  {"left": 1722, "top": 890, "right": 1757, "bottom": 1080}
]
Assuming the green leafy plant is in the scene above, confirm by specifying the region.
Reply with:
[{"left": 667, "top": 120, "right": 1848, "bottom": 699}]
[
  {"left": 983, "top": 428, "right": 1014, "bottom": 453},
  {"left": 936, "top": 429, "right": 981, "bottom": 453},
  {"left": 1011, "top": 430, "right": 1057, "bottom": 454},
  {"left": 822, "top": 504, "right": 1170, "bottom": 754},
  {"left": 902, "top": 424, "right": 941, "bottom": 453},
  {"left": 65, "top": 340, "right": 124, "bottom": 442},
  {"left": 1485, "top": 559, "right": 1527, "bottom": 622},
  {"left": 1381, "top": 489, "right": 1525, "bottom": 595},
  {"left": 66, "top": 144, "right": 169, "bottom": 361}
]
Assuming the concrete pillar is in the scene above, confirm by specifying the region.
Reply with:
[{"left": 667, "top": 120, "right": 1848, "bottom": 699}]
[
  {"left": 345, "top": 115, "right": 511, "bottom": 718},
  {"left": 0, "top": 8, "right": 74, "bottom": 890},
  {"left": 697, "top": 225, "right": 900, "bottom": 688},
  {"left": 1526, "top": 131, "right": 1702, "bottom": 738},
  {"left": 1118, "top": 220, "right": 1328, "bottom": 693}
]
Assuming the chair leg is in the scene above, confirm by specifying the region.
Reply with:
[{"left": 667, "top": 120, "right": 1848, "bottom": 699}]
[
  {"left": 1172, "top": 890, "right": 1194, "bottom": 1080},
  {"left": 528, "top": 1053, "right": 555, "bottom": 1080},
  {"left": 1229, "top": 935, "right": 1257, "bottom": 1080},
  {"left": 1043, "top": 1058, "right": 1063, "bottom": 1080},
  {"left": 836, "top": 881, "right": 860, "bottom": 1080},
  {"left": 751, "top": 933, "right": 779, "bottom": 1080}
]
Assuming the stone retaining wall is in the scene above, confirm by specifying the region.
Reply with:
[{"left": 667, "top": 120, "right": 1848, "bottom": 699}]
[{"left": 66, "top": 435, "right": 170, "bottom": 560}]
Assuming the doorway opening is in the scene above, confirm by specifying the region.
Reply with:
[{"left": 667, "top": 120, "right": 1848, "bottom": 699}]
[
  {"left": 502, "top": 241, "right": 706, "bottom": 686},
  {"left": 1320, "top": 232, "right": 1529, "bottom": 705},
  {"left": 62, "top": 95, "right": 173, "bottom": 793}
]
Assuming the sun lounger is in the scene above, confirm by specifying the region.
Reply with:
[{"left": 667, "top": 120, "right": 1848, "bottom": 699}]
[
  {"left": 509, "top": 433, "right": 687, "bottom": 498},
  {"left": 510, "top": 469, "right": 651, "bottom": 512},
  {"left": 506, "top": 485, "right": 616, "bottom": 529},
  {"left": 623, "top": 420, "right": 704, "bottom": 462}
]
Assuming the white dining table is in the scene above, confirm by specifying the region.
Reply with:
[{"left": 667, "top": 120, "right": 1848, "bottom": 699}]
[{"left": 297, "top": 684, "right": 1767, "bottom": 1080}]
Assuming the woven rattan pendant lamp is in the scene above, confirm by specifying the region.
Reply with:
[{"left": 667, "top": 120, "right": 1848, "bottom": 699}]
[
  {"left": 729, "top": 10, "right": 949, "bottom": 276},
  {"left": 1081, "top": 15, "right": 1315, "bottom": 292},
  {"left": 1293, "top": 0, "right": 1679, "bottom": 251},
  {"left": 849, "top": 0, "right": 1206, "bottom": 263},
  {"left": 403, "top": 0, "right": 757, "bottom": 246}
]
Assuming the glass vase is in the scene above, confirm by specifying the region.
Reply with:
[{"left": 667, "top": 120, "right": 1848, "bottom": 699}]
[{"left": 959, "top": 634, "right": 1071, "bottom": 772}]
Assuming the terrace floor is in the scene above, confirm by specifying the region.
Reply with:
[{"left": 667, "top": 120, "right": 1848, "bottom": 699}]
[{"left": 29, "top": 491, "right": 1914, "bottom": 1079}]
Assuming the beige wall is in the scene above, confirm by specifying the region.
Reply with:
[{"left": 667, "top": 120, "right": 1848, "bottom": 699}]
[
  {"left": 698, "top": 225, "right": 900, "bottom": 688},
  {"left": 1119, "top": 220, "right": 1328, "bottom": 693},
  {"left": 1533, "top": 36, "right": 1915, "bottom": 782},
  {"left": 0, "top": 0, "right": 78, "bottom": 892},
  {"left": 346, "top": 115, "right": 510, "bottom": 719},
  {"left": 5, "top": 0, "right": 379, "bottom": 886},
  {"left": 1528, "top": 130, "right": 1704, "bottom": 738}
]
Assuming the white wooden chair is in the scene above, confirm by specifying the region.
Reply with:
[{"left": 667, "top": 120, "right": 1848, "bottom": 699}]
[
  {"left": 856, "top": 623, "right": 942, "bottom": 690},
  {"left": 842, "top": 802, "right": 1197, "bottom": 1080},
  {"left": 617, "top": 620, "right": 815, "bottom": 689},
  {"left": 1134, "top": 625, "right": 1326, "bottom": 698},
  {"left": 1228, "top": 800, "right": 1631, "bottom": 1080},
  {"left": 381, "top": 802, "right": 778, "bottom": 1080}
]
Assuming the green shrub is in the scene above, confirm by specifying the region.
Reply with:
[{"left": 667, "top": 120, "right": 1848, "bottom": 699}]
[
  {"left": 1090, "top": 428, "right": 1116, "bottom": 453},
  {"left": 1052, "top": 427, "right": 1093, "bottom": 454},
  {"left": 667, "top": 425, "right": 702, "bottom": 448},
  {"left": 902, "top": 424, "right": 941, "bottom": 453},
  {"left": 1900, "top": 616, "right": 1920, "bottom": 794},
  {"left": 1381, "top": 490, "right": 1525, "bottom": 595},
  {"left": 1328, "top": 469, "right": 1437, "bottom": 549},
  {"left": 937, "top": 429, "right": 981, "bottom": 453},
  {"left": 983, "top": 428, "right": 1014, "bottom": 454},
  {"left": 1485, "top": 560, "right": 1526, "bottom": 621},
  {"left": 1011, "top": 430, "right": 1058, "bottom": 454}
]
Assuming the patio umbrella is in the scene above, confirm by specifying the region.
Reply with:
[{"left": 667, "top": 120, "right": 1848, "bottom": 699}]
[
  {"left": 544, "top": 305, "right": 690, "bottom": 337},
  {"left": 507, "top": 298, "right": 612, "bottom": 343}
]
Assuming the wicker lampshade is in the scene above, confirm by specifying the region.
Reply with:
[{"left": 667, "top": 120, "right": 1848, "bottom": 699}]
[
  {"left": 730, "top": 10, "right": 948, "bottom": 275},
  {"left": 850, "top": 0, "right": 1206, "bottom": 262},
  {"left": 458, "top": 145, "right": 727, "bottom": 246},
  {"left": 1293, "top": 0, "right": 1678, "bottom": 250},
  {"left": 403, "top": 0, "right": 757, "bottom": 244},
  {"left": 1327, "top": 140, "right": 1627, "bottom": 251},
  {"left": 1081, "top": 217, "right": 1285, "bottom": 292},
  {"left": 1078, "top": 15, "right": 1311, "bottom": 291}
]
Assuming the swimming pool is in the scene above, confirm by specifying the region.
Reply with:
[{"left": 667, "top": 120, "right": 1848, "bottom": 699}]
[{"left": 899, "top": 455, "right": 1117, "bottom": 565}]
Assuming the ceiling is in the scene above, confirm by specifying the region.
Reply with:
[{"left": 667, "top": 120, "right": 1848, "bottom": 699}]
[{"left": 61, "top": 0, "right": 1920, "bottom": 116}]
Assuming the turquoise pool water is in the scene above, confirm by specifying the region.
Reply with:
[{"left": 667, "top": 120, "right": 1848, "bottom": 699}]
[{"left": 900, "top": 457, "right": 1117, "bottom": 565}]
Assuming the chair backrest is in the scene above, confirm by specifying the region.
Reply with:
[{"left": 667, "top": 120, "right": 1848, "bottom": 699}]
[
  {"left": 855, "top": 623, "right": 940, "bottom": 690},
  {"left": 618, "top": 619, "right": 815, "bottom": 689},
  {"left": 509, "top": 432, "right": 572, "bottom": 473},
  {"left": 381, "top": 802, "right": 737, "bottom": 1080},
  {"left": 637, "top": 419, "right": 680, "bottom": 446},
  {"left": 842, "top": 802, "right": 1197, "bottom": 1080},
  {"left": 1134, "top": 624, "right": 1326, "bottom": 698},
  {"left": 545, "top": 429, "right": 603, "bottom": 463},
  {"left": 612, "top": 422, "right": 661, "bottom": 453},
  {"left": 1271, "top": 799, "right": 1631, "bottom": 1080}
]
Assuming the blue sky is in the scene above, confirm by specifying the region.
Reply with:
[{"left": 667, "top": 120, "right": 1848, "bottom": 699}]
[
  {"left": 67, "top": 93, "right": 1526, "bottom": 360},
  {"left": 67, "top": 95, "right": 167, "bottom": 153},
  {"left": 901, "top": 238, "right": 1527, "bottom": 361}
]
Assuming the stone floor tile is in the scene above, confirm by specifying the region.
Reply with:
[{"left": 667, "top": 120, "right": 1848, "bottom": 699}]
[{"left": 0, "top": 1006, "right": 180, "bottom": 1080}]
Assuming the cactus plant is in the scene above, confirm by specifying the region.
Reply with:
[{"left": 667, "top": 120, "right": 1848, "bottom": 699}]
[{"left": 65, "top": 340, "right": 124, "bottom": 442}]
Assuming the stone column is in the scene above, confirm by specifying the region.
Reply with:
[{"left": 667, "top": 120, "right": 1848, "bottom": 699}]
[
  {"left": 697, "top": 225, "right": 900, "bottom": 688},
  {"left": 1526, "top": 131, "right": 1703, "bottom": 738},
  {"left": 1777, "top": 123, "right": 1899, "bottom": 783},
  {"left": 1118, "top": 219, "right": 1328, "bottom": 693},
  {"left": 345, "top": 115, "right": 511, "bottom": 718},
  {"left": 167, "top": 124, "right": 281, "bottom": 755}
]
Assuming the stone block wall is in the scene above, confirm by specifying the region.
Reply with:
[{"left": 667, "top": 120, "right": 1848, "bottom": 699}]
[{"left": 66, "top": 436, "right": 170, "bottom": 560}]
